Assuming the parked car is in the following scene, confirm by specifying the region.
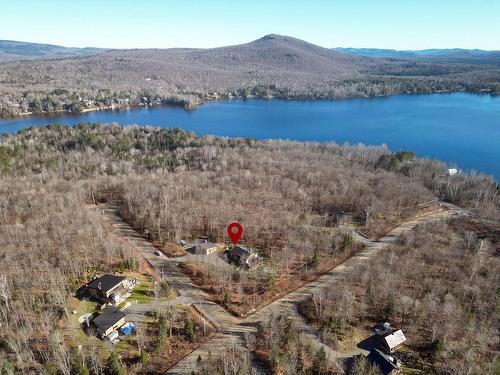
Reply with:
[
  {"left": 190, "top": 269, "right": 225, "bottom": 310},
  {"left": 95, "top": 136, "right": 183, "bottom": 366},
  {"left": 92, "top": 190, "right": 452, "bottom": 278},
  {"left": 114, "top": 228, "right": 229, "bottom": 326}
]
[{"left": 154, "top": 250, "right": 162, "bottom": 256}]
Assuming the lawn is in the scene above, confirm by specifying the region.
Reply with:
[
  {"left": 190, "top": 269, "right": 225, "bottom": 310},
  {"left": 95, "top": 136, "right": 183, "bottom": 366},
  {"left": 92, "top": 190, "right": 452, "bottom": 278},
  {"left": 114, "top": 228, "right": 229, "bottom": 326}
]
[
  {"left": 128, "top": 280, "right": 154, "bottom": 304},
  {"left": 81, "top": 299, "right": 98, "bottom": 313}
]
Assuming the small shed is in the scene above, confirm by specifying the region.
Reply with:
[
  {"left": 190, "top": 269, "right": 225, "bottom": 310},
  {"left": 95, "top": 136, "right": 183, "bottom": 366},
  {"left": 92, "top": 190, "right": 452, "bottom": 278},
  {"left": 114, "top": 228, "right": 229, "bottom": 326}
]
[
  {"left": 366, "top": 349, "right": 400, "bottom": 375},
  {"left": 379, "top": 329, "right": 406, "bottom": 353},
  {"left": 91, "top": 306, "right": 126, "bottom": 338}
]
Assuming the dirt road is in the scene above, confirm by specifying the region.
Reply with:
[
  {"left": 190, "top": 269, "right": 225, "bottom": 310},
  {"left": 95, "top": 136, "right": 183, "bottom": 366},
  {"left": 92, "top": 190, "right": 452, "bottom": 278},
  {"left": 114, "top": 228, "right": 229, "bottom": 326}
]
[{"left": 97, "top": 203, "right": 453, "bottom": 374}]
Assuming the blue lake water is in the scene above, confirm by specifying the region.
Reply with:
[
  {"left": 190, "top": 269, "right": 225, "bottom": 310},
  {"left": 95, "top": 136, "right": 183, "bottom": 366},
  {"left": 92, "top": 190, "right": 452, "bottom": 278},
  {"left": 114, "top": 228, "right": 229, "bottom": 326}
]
[{"left": 1, "top": 93, "right": 499, "bottom": 180}]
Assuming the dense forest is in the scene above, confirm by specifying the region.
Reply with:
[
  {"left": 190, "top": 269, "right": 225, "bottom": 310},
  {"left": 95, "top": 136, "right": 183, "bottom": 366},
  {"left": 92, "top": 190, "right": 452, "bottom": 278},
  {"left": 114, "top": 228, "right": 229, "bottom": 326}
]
[
  {"left": 1, "top": 34, "right": 499, "bottom": 118},
  {"left": 0, "top": 124, "right": 498, "bottom": 374}
]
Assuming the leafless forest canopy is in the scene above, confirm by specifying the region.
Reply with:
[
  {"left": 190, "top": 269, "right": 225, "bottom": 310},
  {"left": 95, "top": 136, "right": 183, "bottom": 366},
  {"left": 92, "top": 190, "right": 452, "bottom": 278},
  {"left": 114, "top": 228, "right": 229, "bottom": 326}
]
[
  {"left": 1, "top": 34, "right": 500, "bottom": 117},
  {"left": 300, "top": 221, "right": 499, "bottom": 374},
  {"left": 0, "top": 124, "right": 498, "bottom": 374}
]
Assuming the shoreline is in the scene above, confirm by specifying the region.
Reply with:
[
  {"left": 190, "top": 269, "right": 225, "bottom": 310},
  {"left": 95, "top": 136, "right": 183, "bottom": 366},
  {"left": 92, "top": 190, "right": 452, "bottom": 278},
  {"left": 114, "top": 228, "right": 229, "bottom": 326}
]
[
  {"left": 2, "top": 101, "right": 499, "bottom": 182},
  {"left": 2, "top": 89, "right": 498, "bottom": 121},
  {"left": 12, "top": 101, "right": 188, "bottom": 120}
]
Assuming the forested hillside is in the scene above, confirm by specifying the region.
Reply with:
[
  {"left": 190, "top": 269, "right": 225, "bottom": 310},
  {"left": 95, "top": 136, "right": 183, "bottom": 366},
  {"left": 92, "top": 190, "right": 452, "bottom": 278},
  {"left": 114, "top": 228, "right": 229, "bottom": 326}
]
[
  {"left": 0, "top": 124, "right": 498, "bottom": 374},
  {"left": 0, "top": 40, "right": 105, "bottom": 61},
  {"left": 334, "top": 47, "right": 500, "bottom": 61},
  {"left": 1, "top": 34, "right": 499, "bottom": 118}
]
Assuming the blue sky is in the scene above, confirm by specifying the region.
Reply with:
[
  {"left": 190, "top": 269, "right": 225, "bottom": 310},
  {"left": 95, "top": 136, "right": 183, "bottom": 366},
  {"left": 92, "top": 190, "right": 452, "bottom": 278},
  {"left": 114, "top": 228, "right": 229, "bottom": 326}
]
[{"left": 1, "top": 0, "right": 499, "bottom": 50}]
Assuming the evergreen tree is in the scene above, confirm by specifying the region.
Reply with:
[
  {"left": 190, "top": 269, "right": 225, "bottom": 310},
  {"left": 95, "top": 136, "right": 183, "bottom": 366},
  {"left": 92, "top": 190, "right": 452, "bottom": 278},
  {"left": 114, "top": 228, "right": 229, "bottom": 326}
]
[
  {"left": 311, "top": 347, "right": 327, "bottom": 375},
  {"left": 185, "top": 318, "right": 196, "bottom": 342},
  {"left": 140, "top": 350, "right": 150, "bottom": 366},
  {"left": 0, "top": 360, "right": 15, "bottom": 375},
  {"left": 107, "top": 352, "right": 125, "bottom": 375},
  {"left": 70, "top": 348, "right": 90, "bottom": 375}
]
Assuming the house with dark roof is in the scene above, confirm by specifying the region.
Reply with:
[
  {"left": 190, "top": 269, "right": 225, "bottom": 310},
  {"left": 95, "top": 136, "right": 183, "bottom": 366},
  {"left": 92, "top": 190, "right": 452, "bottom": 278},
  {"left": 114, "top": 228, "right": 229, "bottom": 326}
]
[
  {"left": 186, "top": 242, "right": 219, "bottom": 255},
  {"left": 91, "top": 306, "right": 126, "bottom": 338},
  {"left": 227, "top": 245, "right": 260, "bottom": 269},
  {"left": 366, "top": 349, "right": 400, "bottom": 375},
  {"left": 85, "top": 274, "right": 126, "bottom": 303}
]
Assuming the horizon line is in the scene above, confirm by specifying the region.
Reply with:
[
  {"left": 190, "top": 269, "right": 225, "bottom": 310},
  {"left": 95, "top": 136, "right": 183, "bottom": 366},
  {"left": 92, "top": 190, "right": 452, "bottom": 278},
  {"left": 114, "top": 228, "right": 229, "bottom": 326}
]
[{"left": 2, "top": 35, "right": 499, "bottom": 53}]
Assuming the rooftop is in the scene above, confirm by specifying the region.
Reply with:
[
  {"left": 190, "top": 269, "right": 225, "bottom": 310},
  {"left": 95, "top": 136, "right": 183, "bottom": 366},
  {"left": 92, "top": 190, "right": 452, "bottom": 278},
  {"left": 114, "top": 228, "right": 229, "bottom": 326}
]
[
  {"left": 382, "top": 329, "right": 406, "bottom": 350},
  {"left": 86, "top": 274, "right": 125, "bottom": 293},
  {"left": 91, "top": 306, "right": 126, "bottom": 332},
  {"left": 367, "top": 349, "right": 399, "bottom": 375},
  {"left": 188, "top": 242, "right": 216, "bottom": 250},
  {"left": 230, "top": 245, "right": 253, "bottom": 257}
]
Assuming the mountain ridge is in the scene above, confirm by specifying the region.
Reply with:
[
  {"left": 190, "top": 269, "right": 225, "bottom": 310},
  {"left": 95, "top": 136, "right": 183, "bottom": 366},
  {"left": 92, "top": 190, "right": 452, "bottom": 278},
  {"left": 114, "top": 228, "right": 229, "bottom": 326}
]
[
  {"left": 2, "top": 35, "right": 499, "bottom": 63},
  {"left": 334, "top": 47, "right": 500, "bottom": 60},
  {"left": 0, "top": 39, "right": 107, "bottom": 61}
]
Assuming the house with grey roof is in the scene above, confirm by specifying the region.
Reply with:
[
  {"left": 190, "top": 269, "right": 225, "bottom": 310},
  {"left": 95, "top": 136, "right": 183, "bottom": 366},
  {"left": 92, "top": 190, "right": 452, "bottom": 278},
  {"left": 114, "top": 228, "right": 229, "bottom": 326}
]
[{"left": 227, "top": 245, "right": 260, "bottom": 269}]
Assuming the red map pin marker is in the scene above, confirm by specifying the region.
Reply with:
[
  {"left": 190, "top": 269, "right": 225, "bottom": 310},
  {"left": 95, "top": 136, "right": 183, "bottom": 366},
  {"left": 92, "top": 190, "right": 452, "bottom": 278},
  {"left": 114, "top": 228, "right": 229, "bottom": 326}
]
[{"left": 227, "top": 222, "right": 243, "bottom": 244}]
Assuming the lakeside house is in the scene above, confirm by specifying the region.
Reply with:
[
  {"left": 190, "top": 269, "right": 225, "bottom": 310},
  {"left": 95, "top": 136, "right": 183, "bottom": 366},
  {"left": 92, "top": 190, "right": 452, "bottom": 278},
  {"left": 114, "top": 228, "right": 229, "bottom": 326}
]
[
  {"left": 91, "top": 306, "right": 126, "bottom": 338},
  {"left": 227, "top": 245, "right": 260, "bottom": 269}
]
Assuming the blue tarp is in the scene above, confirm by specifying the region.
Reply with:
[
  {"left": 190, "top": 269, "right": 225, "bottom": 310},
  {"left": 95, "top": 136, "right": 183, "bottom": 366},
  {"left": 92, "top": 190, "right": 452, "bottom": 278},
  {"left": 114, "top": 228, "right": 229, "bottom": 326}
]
[{"left": 120, "top": 323, "right": 135, "bottom": 335}]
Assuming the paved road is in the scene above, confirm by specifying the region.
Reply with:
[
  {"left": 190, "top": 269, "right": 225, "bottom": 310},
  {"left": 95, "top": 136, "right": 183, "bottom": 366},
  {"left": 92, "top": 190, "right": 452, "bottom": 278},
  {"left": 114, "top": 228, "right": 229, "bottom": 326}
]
[{"left": 96, "top": 203, "right": 453, "bottom": 374}]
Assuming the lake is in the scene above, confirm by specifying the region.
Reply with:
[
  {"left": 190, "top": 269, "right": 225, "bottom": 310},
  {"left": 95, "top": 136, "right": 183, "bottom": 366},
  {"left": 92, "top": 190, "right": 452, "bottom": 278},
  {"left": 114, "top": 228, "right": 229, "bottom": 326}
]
[{"left": 1, "top": 93, "right": 499, "bottom": 180}]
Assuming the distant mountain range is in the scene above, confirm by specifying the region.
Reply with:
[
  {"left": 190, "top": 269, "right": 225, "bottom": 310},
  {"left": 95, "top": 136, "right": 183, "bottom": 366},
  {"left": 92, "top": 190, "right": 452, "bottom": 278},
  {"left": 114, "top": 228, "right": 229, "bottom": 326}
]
[
  {"left": 0, "top": 40, "right": 107, "bottom": 61},
  {"left": 334, "top": 47, "right": 500, "bottom": 61},
  {"left": 1, "top": 38, "right": 499, "bottom": 64}
]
